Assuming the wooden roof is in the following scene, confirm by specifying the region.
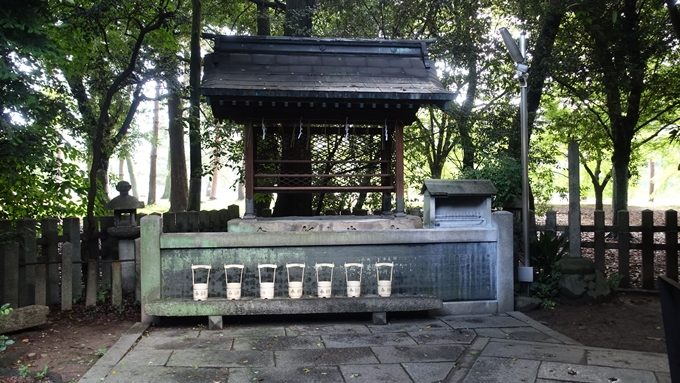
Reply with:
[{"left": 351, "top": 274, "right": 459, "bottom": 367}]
[{"left": 202, "top": 35, "right": 454, "bottom": 124}]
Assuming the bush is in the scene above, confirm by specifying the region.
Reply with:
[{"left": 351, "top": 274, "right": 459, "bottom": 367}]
[
  {"left": 529, "top": 231, "right": 568, "bottom": 308},
  {"left": 0, "top": 303, "right": 14, "bottom": 352}
]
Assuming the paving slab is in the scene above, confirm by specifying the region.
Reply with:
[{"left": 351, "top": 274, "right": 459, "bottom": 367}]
[
  {"left": 367, "top": 318, "right": 450, "bottom": 333},
  {"left": 482, "top": 340, "right": 586, "bottom": 364},
  {"left": 473, "top": 327, "right": 508, "bottom": 339},
  {"left": 655, "top": 372, "right": 672, "bottom": 383},
  {"left": 227, "top": 366, "right": 343, "bottom": 383},
  {"left": 147, "top": 327, "right": 201, "bottom": 338},
  {"left": 114, "top": 348, "right": 172, "bottom": 368},
  {"left": 402, "top": 362, "right": 454, "bottom": 382},
  {"left": 201, "top": 326, "right": 286, "bottom": 338},
  {"left": 286, "top": 322, "right": 372, "bottom": 336},
  {"left": 275, "top": 347, "right": 379, "bottom": 366},
  {"left": 463, "top": 356, "right": 540, "bottom": 383},
  {"left": 371, "top": 344, "right": 464, "bottom": 363},
  {"left": 407, "top": 329, "right": 476, "bottom": 345},
  {"left": 339, "top": 363, "right": 413, "bottom": 383},
  {"left": 322, "top": 332, "right": 416, "bottom": 348},
  {"left": 136, "top": 334, "right": 234, "bottom": 350},
  {"left": 501, "top": 327, "right": 562, "bottom": 343},
  {"left": 442, "top": 314, "right": 527, "bottom": 329},
  {"left": 232, "top": 335, "right": 323, "bottom": 351},
  {"left": 105, "top": 366, "right": 229, "bottom": 383},
  {"left": 538, "top": 361, "right": 658, "bottom": 383},
  {"left": 586, "top": 349, "right": 670, "bottom": 373},
  {"left": 167, "top": 349, "right": 275, "bottom": 368}
]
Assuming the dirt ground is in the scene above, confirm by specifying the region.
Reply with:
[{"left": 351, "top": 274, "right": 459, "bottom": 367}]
[{"left": 0, "top": 303, "right": 138, "bottom": 383}]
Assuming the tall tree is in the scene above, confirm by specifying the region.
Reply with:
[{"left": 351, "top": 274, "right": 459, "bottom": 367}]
[
  {"left": 166, "top": 69, "right": 189, "bottom": 211},
  {"left": 188, "top": 0, "right": 203, "bottom": 211},
  {"left": 53, "top": 0, "right": 176, "bottom": 238},
  {"left": 554, "top": 0, "right": 680, "bottom": 220},
  {"left": 148, "top": 83, "right": 161, "bottom": 205}
]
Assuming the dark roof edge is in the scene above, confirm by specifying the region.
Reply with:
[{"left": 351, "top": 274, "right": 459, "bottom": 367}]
[
  {"left": 202, "top": 89, "right": 454, "bottom": 102},
  {"left": 203, "top": 34, "right": 436, "bottom": 47}
]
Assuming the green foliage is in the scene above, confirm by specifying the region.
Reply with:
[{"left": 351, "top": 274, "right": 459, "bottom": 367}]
[
  {"left": 0, "top": 303, "right": 14, "bottom": 352},
  {"left": 35, "top": 365, "right": 49, "bottom": 380},
  {"left": 459, "top": 156, "right": 521, "bottom": 209},
  {"left": 529, "top": 231, "right": 568, "bottom": 308},
  {"left": 17, "top": 363, "right": 29, "bottom": 378}
]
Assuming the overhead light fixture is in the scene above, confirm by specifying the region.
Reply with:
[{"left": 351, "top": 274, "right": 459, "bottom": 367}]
[{"left": 500, "top": 27, "right": 533, "bottom": 283}]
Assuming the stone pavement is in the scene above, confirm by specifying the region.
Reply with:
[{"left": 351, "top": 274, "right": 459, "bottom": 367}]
[{"left": 80, "top": 312, "right": 671, "bottom": 383}]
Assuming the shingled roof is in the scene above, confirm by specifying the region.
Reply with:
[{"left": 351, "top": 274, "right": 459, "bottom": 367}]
[{"left": 202, "top": 35, "right": 454, "bottom": 124}]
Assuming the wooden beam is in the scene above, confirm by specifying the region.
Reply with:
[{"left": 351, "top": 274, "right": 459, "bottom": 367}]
[
  {"left": 244, "top": 123, "right": 255, "bottom": 218},
  {"left": 395, "top": 123, "right": 405, "bottom": 215}
]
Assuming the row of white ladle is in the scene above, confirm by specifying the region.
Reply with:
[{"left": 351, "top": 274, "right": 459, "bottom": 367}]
[{"left": 191, "top": 262, "right": 394, "bottom": 301}]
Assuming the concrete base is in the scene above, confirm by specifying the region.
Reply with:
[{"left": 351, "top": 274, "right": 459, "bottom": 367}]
[
  {"left": 372, "top": 312, "right": 387, "bottom": 325},
  {"left": 434, "top": 300, "right": 500, "bottom": 316},
  {"left": 208, "top": 315, "right": 223, "bottom": 330},
  {"left": 145, "top": 295, "right": 441, "bottom": 318},
  {"left": 227, "top": 215, "right": 423, "bottom": 233}
]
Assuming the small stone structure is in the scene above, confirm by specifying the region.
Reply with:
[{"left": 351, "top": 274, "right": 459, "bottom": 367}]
[
  {"left": 105, "top": 181, "right": 144, "bottom": 301},
  {"left": 557, "top": 257, "right": 611, "bottom": 301}
]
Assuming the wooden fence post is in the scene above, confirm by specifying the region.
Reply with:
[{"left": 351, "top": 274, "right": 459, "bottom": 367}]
[
  {"left": 85, "top": 258, "right": 98, "bottom": 307},
  {"left": 61, "top": 242, "right": 73, "bottom": 311},
  {"left": 63, "top": 217, "right": 82, "bottom": 301},
  {"left": 641, "top": 209, "right": 655, "bottom": 289},
  {"left": 0, "top": 220, "right": 11, "bottom": 304},
  {"left": 666, "top": 209, "right": 678, "bottom": 281},
  {"left": 545, "top": 210, "right": 557, "bottom": 235},
  {"left": 111, "top": 261, "right": 122, "bottom": 308},
  {"left": 99, "top": 216, "right": 116, "bottom": 290},
  {"left": 41, "top": 218, "right": 59, "bottom": 305},
  {"left": 17, "top": 219, "right": 37, "bottom": 307},
  {"left": 617, "top": 210, "right": 631, "bottom": 288},
  {"left": 1, "top": 239, "right": 20, "bottom": 308},
  {"left": 594, "top": 210, "right": 606, "bottom": 273}
]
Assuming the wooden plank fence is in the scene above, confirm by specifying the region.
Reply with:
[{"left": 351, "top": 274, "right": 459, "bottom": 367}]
[
  {"left": 537, "top": 209, "right": 679, "bottom": 289},
  {"left": 0, "top": 206, "right": 240, "bottom": 311}
]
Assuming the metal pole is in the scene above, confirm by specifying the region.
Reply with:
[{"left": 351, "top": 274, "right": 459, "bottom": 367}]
[{"left": 519, "top": 32, "right": 530, "bottom": 267}]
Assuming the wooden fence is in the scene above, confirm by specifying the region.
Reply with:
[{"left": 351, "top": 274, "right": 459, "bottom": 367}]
[
  {"left": 0, "top": 207, "right": 240, "bottom": 311},
  {"left": 537, "top": 209, "right": 679, "bottom": 289}
]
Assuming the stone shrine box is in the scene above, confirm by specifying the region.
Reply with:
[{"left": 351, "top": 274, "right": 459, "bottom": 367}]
[{"left": 423, "top": 179, "right": 497, "bottom": 228}]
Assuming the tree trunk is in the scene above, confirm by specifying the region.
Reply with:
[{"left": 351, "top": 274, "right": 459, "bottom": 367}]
[
  {"left": 118, "top": 158, "right": 125, "bottom": 181},
  {"left": 161, "top": 153, "right": 171, "bottom": 199},
  {"left": 257, "top": 0, "right": 271, "bottom": 36},
  {"left": 148, "top": 83, "right": 160, "bottom": 205},
  {"left": 273, "top": 125, "right": 313, "bottom": 216},
  {"left": 188, "top": 0, "right": 202, "bottom": 211},
  {"left": 285, "top": 0, "right": 315, "bottom": 37},
  {"left": 166, "top": 73, "right": 188, "bottom": 212},
  {"left": 611, "top": 130, "right": 632, "bottom": 222},
  {"left": 666, "top": 0, "right": 680, "bottom": 41},
  {"left": 126, "top": 157, "right": 139, "bottom": 199},
  {"left": 508, "top": 1, "right": 566, "bottom": 158}
]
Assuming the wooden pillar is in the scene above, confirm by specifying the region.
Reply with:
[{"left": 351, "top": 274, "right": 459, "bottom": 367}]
[
  {"left": 244, "top": 123, "right": 255, "bottom": 218},
  {"left": 17, "top": 219, "right": 37, "bottom": 307},
  {"left": 63, "top": 218, "right": 82, "bottom": 301},
  {"left": 394, "top": 123, "right": 405, "bottom": 215},
  {"left": 380, "top": 126, "right": 392, "bottom": 214},
  {"left": 41, "top": 218, "right": 59, "bottom": 305},
  {"left": 61, "top": 242, "right": 73, "bottom": 311}
]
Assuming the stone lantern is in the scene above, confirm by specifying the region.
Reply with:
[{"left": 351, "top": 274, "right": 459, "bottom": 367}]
[
  {"left": 105, "top": 181, "right": 144, "bottom": 302},
  {"left": 106, "top": 181, "right": 145, "bottom": 236}
]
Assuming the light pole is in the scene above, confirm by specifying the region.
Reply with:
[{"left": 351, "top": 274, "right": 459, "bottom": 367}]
[{"left": 500, "top": 27, "right": 533, "bottom": 283}]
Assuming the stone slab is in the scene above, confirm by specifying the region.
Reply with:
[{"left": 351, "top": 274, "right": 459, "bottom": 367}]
[
  {"left": 507, "top": 311, "right": 581, "bottom": 345},
  {"left": 104, "top": 366, "right": 229, "bottom": 383},
  {"left": 463, "top": 356, "right": 540, "bottom": 383},
  {"left": 441, "top": 314, "right": 526, "bottom": 329},
  {"left": 115, "top": 349, "right": 173, "bottom": 368},
  {"left": 501, "top": 327, "right": 562, "bottom": 343},
  {"left": 286, "top": 323, "right": 371, "bottom": 336},
  {"left": 402, "top": 362, "right": 454, "bottom": 382},
  {"left": 481, "top": 340, "right": 586, "bottom": 364},
  {"left": 0, "top": 305, "right": 49, "bottom": 334},
  {"left": 227, "top": 215, "right": 423, "bottom": 233},
  {"left": 538, "top": 361, "right": 658, "bottom": 382},
  {"left": 655, "top": 372, "right": 672, "bottom": 383},
  {"left": 135, "top": 334, "right": 234, "bottom": 351},
  {"left": 367, "top": 318, "right": 450, "bottom": 333},
  {"left": 371, "top": 344, "right": 464, "bottom": 363},
  {"left": 586, "top": 349, "right": 670, "bottom": 372},
  {"left": 167, "top": 349, "right": 274, "bottom": 368},
  {"left": 227, "top": 366, "right": 343, "bottom": 383},
  {"left": 322, "top": 332, "right": 416, "bottom": 348},
  {"left": 232, "top": 335, "right": 323, "bottom": 351},
  {"left": 339, "top": 364, "right": 413, "bottom": 383},
  {"left": 275, "top": 347, "right": 379, "bottom": 366},
  {"left": 407, "top": 329, "right": 476, "bottom": 345},
  {"left": 473, "top": 328, "right": 508, "bottom": 339},
  {"left": 200, "top": 326, "right": 286, "bottom": 338},
  {"left": 145, "top": 296, "right": 442, "bottom": 316},
  {"left": 79, "top": 322, "right": 149, "bottom": 383}
]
